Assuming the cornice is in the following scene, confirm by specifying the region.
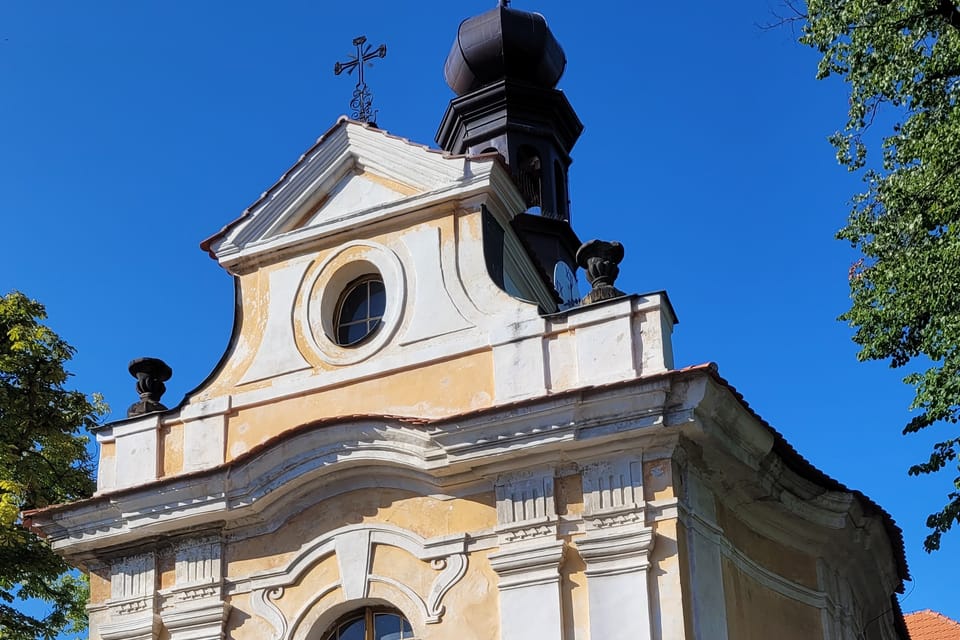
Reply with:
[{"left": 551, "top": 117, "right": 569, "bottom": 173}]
[
  {"left": 29, "top": 363, "right": 908, "bottom": 601},
  {"left": 31, "top": 377, "right": 695, "bottom": 560},
  {"left": 218, "top": 175, "right": 494, "bottom": 273},
  {"left": 677, "top": 376, "right": 907, "bottom": 601},
  {"left": 209, "top": 120, "right": 507, "bottom": 273}
]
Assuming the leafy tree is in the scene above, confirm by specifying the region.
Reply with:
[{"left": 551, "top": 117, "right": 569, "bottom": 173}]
[
  {"left": 799, "top": 0, "right": 960, "bottom": 550},
  {"left": 0, "top": 292, "right": 105, "bottom": 638}
]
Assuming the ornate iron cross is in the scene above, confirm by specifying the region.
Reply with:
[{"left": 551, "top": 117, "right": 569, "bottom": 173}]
[{"left": 334, "top": 35, "right": 387, "bottom": 124}]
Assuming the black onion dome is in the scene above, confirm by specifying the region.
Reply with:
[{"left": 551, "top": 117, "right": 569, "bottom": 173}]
[{"left": 443, "top": 4, "right": 566, "bottom": 96}]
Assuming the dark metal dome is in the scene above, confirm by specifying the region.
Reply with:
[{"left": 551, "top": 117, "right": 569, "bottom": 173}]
[{"left": 443, "top": 4, "right": 566, "bottom": 96}]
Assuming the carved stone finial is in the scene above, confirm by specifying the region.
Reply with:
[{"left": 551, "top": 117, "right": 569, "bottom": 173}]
[
  {"left": 127, "top": 357, "right": 173, "bottom": 417},
  {"left": 576, "top": 239, "right": 625, "bottom": 305}
]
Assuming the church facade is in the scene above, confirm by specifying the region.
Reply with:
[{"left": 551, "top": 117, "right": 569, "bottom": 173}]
[{"left": 27, "top": 5, "right": 908, "bottom": 640}]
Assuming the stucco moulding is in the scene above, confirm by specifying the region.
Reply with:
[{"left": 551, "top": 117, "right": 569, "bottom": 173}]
[
  {"left": 26, "top": 365, "right": 905, "bottom": 603},
  {"left": 203, "top": 119, "right": 516, "bottom": 271},
  {"left": 30, "top": 374, "right": 697, "bottom": 556},
  {"left": 238, "top": 523, "right": 469, "bottom": 638}
]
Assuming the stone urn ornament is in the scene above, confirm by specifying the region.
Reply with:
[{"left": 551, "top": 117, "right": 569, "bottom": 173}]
[
  {"left": 127, "top": 357, "right": 173, "bottom": 417},
  {"left": 576, "top": 239, "right": 626, "bottom": 305}
]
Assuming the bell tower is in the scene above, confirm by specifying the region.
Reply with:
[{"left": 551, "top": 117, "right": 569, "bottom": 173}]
[{"left": 435, "top": 2, "right": 583, "bottom": 222}]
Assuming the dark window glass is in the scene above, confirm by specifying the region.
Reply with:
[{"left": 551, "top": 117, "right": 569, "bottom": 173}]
[
  {"left": 375, "top": 612, "right": 413, "bottom": 640},
  {"left": 339, "top": 287, "right": 369, "bottom": 324},
  {"left": 338, "top": 617, "right": 365, "bottom": 640},
  {"left": 368, "top": 282, "right": 385, "bottom": 317},
  {"left": 334, "top": 276, "right": 386, "bottom": 346},
  {"left": 321, "top": 607, "right": 413, "bottom": 640}
]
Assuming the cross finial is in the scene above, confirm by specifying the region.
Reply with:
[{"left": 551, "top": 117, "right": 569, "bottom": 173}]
[{"left": 333, "top": 35, "right": 387, "bottom": 125}]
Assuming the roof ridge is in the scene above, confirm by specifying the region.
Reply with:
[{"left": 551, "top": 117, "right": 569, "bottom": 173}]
[
  {"left": 199, "top": 118, "right": 499, "bottom": 257},
  {"left": 905, "top": 609, "right": 960, "bottom": 622}
]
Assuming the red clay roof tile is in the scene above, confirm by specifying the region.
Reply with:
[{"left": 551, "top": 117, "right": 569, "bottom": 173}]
[{"left": 905, "top": 610, "right": 960, "bottom": 639}]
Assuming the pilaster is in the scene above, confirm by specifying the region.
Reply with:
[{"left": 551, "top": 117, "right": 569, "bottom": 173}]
[
  {"left": 160, "top": 535, "right": 229, "bottom": 640},
  {"left": 99, "top": 552, "right": 159, "bottom": 640},
  {"left": 679, "top": 468, "right": 729, "bottom": 640},
  {"left": 488, "top": 469, "right": 565, "bottom": 640},
  {"left": 577, "top": 456, "right": 656, "bottom": 640},
  {"left": 818, "top": 561, "right": 860, "bottom": 640}
]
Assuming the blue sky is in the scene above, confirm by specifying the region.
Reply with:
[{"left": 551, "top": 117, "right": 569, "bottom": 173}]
[{"left": 2, "top": 0, "right": 957, "bottom": 626}]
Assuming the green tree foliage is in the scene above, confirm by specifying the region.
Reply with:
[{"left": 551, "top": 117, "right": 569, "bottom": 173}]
[
  {"left": 0, "top": 292, "right": 105, "bottom": 638},
  {"left": 800, "top": 0, "right": 960, "bottom": 550}
]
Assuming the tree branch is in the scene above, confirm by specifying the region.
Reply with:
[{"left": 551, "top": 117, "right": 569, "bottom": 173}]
[{"left": 758, "top": 0, "right": 807, "bottom": 31}]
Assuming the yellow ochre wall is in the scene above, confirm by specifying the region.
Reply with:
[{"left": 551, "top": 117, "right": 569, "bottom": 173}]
[
  {"left": 715, "top": 502, "right": 819, "bottom": 590},
  {"left": 209, "top": 477, "right": 683, "bottom": 640},
  {"left": 161, "top": 212, "right": 518, "bottom": 475},
  {"left": 223, "top": 488, "right": 501, "bottom": 640},
  {"left": 224, "top": 350, "right": 493, "bottom": 461},
  {"left": 713, "top": 502, "right": 824, "bottom": 640},
  {"left": 721, "top": 558, "right": 824, "bottom": 640},
  {"left": 90, "top": 458, "right": 836, "bottom": 640},
  {"left": 198, "top": 216, "right": 471, "bottom": 400}
]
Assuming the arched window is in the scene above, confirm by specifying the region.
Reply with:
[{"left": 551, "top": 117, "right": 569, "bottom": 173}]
[
  {"left": 516, "top": 144, "right": 542, "bottom": 209},
  {"left": 321, "top": 607, "right": 414, "bottom": 640},
  {"left": 553, "top": 159, "right": 567, "bottom": 220}
]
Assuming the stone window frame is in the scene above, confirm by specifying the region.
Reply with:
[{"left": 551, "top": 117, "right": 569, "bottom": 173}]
[{"left": 301, "top": 240, "right": 406, "bottom": 366}]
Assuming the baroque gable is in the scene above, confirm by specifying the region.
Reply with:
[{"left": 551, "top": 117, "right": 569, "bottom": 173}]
[{"left": 204, "top": 118, "right": 496, "bottom": 272}]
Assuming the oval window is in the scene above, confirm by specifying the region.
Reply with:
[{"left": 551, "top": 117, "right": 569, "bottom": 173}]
[{"left": 334, "top": 276, "right": 386, "bottom": 346}]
